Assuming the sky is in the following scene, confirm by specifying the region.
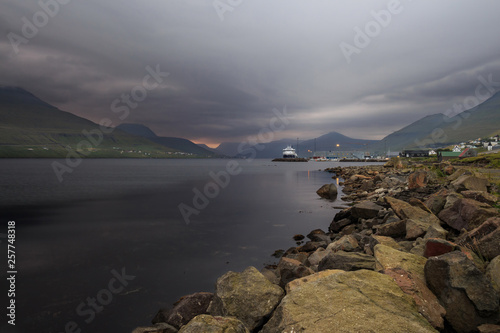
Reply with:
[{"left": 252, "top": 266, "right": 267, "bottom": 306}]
[{"left": 1, "top": 0, "right": 500, "bottom": 147}]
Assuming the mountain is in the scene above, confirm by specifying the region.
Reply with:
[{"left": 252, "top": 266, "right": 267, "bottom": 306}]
[
  {"left": 197, "top": 143, "right": 220, "bottom": 155},
  {"left": 0, "top": 87, "right": 183, "bottom": 157},
  {"left": 215, "top": 132, "right": 377, "bottom": 158},
  {"left": 419, "top": 91, "right": 500, "bottom": 146},
  {"left": 116, "top": 123, "right": 218, "bottom": 157},
  {"left": 368, "top": 90, "right": 500, "bottom": 153},
  {"left": 366, "top": 113, "right": 450, "bottom": 154}
]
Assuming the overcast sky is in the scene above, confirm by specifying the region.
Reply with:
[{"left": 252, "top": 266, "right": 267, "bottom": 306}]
[{"left": 1, "top": 0, "right": 500, "bottom": 146}]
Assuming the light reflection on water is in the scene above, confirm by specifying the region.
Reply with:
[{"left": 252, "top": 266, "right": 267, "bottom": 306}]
[{"left": 0, "top": 159, "right": 375, "bottom": 333}]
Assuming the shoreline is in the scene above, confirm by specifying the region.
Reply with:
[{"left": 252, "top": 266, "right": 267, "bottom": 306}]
[{"left": 133, "top": 161, "right": 500, "bottom": 333}]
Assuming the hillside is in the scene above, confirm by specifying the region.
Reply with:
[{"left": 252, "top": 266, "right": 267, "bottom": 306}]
[
  {"left": 116, "top": 123, "right": 218, "bottom": 157},
  {"left": 419, "top": 91, "right": 500, "bottom": 146},
  {"left": 0, "top": 87, "right": 181, "bottom": 158},
  {"left": 366, "top": 114, "right": 449, "bottom": 154}
]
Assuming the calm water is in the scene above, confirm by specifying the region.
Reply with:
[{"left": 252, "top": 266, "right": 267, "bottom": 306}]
[{"left": 0, "top": 158, "right": 369, "bottom": 333}]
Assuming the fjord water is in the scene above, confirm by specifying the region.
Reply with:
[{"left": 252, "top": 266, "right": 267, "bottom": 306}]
[{"left": 0, "top": 158, "right": 359, "bottom": 332}]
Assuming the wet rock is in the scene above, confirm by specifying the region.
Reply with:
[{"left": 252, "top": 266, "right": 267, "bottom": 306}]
[
  {"left": 425, "top": 251, "right": 500, "bottom": 332},
  {"left": 278, "top": 257, "right": 314, "bottom": 288},
  {"left": 178, "top": 315, "right": 249, "bottom": 333},
  {"left": 152, "top": 292, "right": 214, "bottom": 329},
  {"left": 292, "top": 234, "right": 304, "bottom": 241},
  {"left": 316, "top": 183, "right": 338, "bottom": 200},
  {"left": 306, "top": 229, "right": 328, "bottom": 242},
  {"left": 326, "top": 234, "right": 359, "bottom": 252},
  {"left": 261, "top": 270, "right": 437, "bottom": 333},
  {"left": 208, "top": 266, "right": 284, "bottom": 331},
  {"left": 438, "top": 198, "right": 498, "bottom": 231},
  {"left": 318, "top": 250, "right": 375, "bottom": 271},
  {"left": 132, "top": 323, "right": 178, "bottom": 333}
]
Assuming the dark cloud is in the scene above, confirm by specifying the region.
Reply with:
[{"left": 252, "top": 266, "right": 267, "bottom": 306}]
[{"left": 2, "top": 0, "right": 500, "bottom": 146}]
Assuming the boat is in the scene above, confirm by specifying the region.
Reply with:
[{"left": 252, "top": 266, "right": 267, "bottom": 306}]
[{"left": 282, "top": 145, "right": 298, "bottom": 158}]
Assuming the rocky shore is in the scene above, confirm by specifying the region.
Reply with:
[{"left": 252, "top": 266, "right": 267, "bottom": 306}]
[{"left": 133, "top": 161, "right": 500, "bottom": 333}]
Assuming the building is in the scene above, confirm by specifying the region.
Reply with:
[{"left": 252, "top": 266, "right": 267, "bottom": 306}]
[
  {"left": 400, "top": 150, "right": 429, "bottom": 158},
  {"left": 313, "top": 150, "right": 365, "bottom": 160},
  {"left": 437, "top": 148, "right": 477, "bottom": 162}
]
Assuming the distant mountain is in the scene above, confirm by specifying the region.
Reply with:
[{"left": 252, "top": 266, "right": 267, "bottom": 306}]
[
  {"left": 215, "top": 132, "right": 377, "bottom": 158},
  {"left": 419, "top": 91, "right": 500, "bottom": 146},
  {"left": 366, "top": 114, "right": 450, "bottom": 154},
  {"left": 197, "top": 143, "right": 220, "bottom": 155},
  {"left": 116, "top": 123, "right": 218, "bottom": 157},
  {"left": 368, "top": 90, "right": 500, "bottom": 153},
  {"left": 0, "top": 87, "right": 186, "bottom": 158}
]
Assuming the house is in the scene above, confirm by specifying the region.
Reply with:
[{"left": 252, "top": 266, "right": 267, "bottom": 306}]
[
  {"left": 452, "top": 145, "right": 462, "bottom": 152},
  {"left": 437, "top": 148, "right": 477, "bottom": 162},
  {"left": 429, "top": 150, "right": 437, "bottom": 155},
  {"left": 400, "top": 150, "right": 429, "bottom": 158},
  {"left": 438, "top": 151, "right": 461, "bottom": 162}
]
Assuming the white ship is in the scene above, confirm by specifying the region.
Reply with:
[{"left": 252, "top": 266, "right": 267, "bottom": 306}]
[{"left": 282, "top": 145, "right": 298, "bottom": 158}]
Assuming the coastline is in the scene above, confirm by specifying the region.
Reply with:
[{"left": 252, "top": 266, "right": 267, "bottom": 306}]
[{"left": 133, "top": 161, "right": 500, "bottom": 333}]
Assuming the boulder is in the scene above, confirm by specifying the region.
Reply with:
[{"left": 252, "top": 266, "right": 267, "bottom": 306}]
[
  {"left": 451, "top": 174, "right": 490, "bottom": 193},
  {"left": 305, "top": 248, "right": 329, "bottom": 268},
  {"left": 152, "top": 292, "right": 214, "bottom": 329},
  {"left": 408, "top": 170, "right": 429, "bottom": 190},
  {"left": 375, "top": 219, "right": 406, "bottom": 238},
  {"left": 285, "top": 269, "right": 343, "bottom": 293},
  {"left": 178, "top": 315, "right": 248, "bottom": 333},
  {"left": 326, "top": 235, "right": 359, "bottom": 252},
  {"left": 374, "top": 242, "right": 447, "bottom": 328},
  {"left": 351, "top": 200, "right": 384, "bottom": 219},
  {"left": 369, "top": 234, "right": 405, "bottom": 252},
  {"left": 425, "top": 251, "right": 500, "bottom": 332},
  {"left": 207, "top": 266, "right": 284, "bottom": 331},
  {"left": 424, "top": 238, "right": 458, "bottom": 258},
  {"left": 329, "top": 217, "right": 353, "bottom": 233},
  {"left": 132, "top": 323, "right": 178, "bottom": 333},
  {"left": 424, "top": 189, "right": 450, "bottom": 215},
  {"left": 478, "top": 324, "right": 500, "bottom": 333},
  {"left": 487, "top": 256, "right": 500, "bottom": 293},
  {"left": 261, "top": 270, "right": 437, "bottom": 333},
  {"left": 306, "top": 229, "right": 329, "bottom": 242},
  {"left": 438, "top": 198, "right": 498, "bottom": 231},
  {"left": 385, "top": 197, "right": 441, "bottom": 239},
  {"left": 462, "top": 190, "right": 498, "bottom": 206},
  {"left": 318, "top": 250, "right": 375, "bottom": 271},
  {"left": 316, "top": 183, "right": 338, "bottom": 200},
  {"left": 278, "top": 257, "right": 314, "bottom": 288},
  {"left": 460, "top": 217, "right": 500, "bottom": 260}
]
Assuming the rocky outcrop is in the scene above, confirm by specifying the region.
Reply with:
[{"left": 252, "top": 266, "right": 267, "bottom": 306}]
[
  {"left": 425, "top": 251, "right": 500, "bottom": 332},
  {"left": 316, "top": 183, "right": 338, "bottom": 200},
  {"left": 374, "top": 244, "right": 446, "bottom": 329},
  {"left": 459, "top": 217, "right": 500, "bottom": 260},
  {"left": 439, "top": 198, "right": 498, "bottom": 231},
  {"left": 152, "top": 292, "right": 214, "bottom": 329},
  {"left": 318, "top": 250, "right": 375, "bottom": 271},
  {"left": 207, "top": 266, "right": 284, "bottom": 331},
  {"left": 451, "top": 174, "right": 490, "bottom": 193},
  {"left": 261, "top": 269, "right": 437, "bottom": 333},
  {"left": 178, "top": 315, "right": 248, "bottom": 333}
]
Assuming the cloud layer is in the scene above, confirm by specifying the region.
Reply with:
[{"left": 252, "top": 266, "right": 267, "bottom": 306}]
[{"left": 2, "top": 0, "right": 500, "bottom": 146}]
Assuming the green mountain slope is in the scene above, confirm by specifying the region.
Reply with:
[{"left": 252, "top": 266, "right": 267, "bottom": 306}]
[
  {"left": 116, "top": 123, "right": 218, "bottom": 157},
  {"left": 0, "top": 87, "right": 178, "bottom": 157},
  {"left": 419, "top": 91, "right": 500, "bottom": 146},
  {"left": 366, "top": 114, "right": 449, "bottom": 154}
]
